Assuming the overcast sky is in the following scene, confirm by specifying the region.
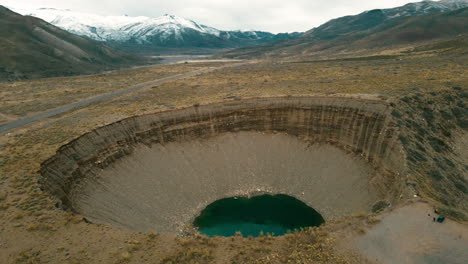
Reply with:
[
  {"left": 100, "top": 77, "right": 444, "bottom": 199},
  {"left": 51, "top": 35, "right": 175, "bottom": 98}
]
[{"left": 3, "top": 0, "right": 421, "bottom": 33}]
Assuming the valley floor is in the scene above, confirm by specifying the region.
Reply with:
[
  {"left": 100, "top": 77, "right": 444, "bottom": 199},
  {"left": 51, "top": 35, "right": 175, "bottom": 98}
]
[{"left": 0, "top": 49, "right": 467, "bottom": 263}]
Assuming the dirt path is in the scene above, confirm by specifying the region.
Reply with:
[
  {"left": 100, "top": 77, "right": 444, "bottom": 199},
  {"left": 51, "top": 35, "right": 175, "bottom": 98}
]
[
  {"left": 0, "top": 65, "right": 232, "bottom": 134},
  {"left": 349, "top": 202, "right": 468, "bottom": 264}
]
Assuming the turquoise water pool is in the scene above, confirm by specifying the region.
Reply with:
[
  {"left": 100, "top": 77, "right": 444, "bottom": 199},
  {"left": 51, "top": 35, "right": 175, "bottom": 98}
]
[{"left": 194, "top": 194, "right": 325, "bottom": 237}]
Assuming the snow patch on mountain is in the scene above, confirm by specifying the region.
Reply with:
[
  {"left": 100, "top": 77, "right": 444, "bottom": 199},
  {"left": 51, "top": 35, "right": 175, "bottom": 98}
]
[
  {"left": 11, "top": 7, "right": 222, "bottom": 43},
  {"left": 382, "top": 0, "right": 468, "bottom": 18}
]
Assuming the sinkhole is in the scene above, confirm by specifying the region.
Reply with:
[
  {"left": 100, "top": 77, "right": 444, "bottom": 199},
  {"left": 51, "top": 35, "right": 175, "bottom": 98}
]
[
  {"left": 40, "top": 97, "right": 402, "bottom": 235},
  {"left": 193, "top": 194, "right": 325, "bottom": 237}
]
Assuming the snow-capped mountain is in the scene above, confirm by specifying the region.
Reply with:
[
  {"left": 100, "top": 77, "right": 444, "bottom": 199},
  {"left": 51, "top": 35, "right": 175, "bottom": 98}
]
[
  {"left": 382, "top": 0, "right": 468, "bottom": 18},
  {"left": 221, "top": 0, "right": 468, "bottom": 59},
  {"left": 0, "top": 6, "right": 145, "bottom": 81},
  {"left": 11, "top": 7, "right": 300, "bottom": 50}
]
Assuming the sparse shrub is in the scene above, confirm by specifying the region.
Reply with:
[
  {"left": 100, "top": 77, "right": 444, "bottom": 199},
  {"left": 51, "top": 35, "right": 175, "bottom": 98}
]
[
  {"left": 454, "top": 182, "right": 468, "bottom": 194},
  {"left": 64, "top": 213, "right": 82, "bottom": 224},
  {"left": 179, "top": 237, "right": 196, "bottom": 247},
  {"left": 405, "top": 119, "right": 413, "bottom": 128},
  {"left": 391, "top": 110, "right": 402, "bottom": 118},
  {"left": 436, "top": 206, "right": 468, "bottom": 221},
  {"left": 428, "top": 169, "right": 443, "bottom": 180},
  {"left": 26, "top": 223, "right": 55, "bottom": 232},
  {"left": 126, "top": 240, "right": 141, "bottom": 252},
  {"left": 147, "top": 232, "right": 158, "bottom": 240},
  {"left": 444, "top": 94, "right": 455, "bottom": 102},
  {"left": 407, "top": 148, "right": 427, "bottom": 162},
  {"left": 437, "top": 195, "right": 451, "bottom": 206},
  {"left": 115, "top": 252, "right": 131, "bottom": 263},
  {"left": 400, "top": 96, "right": 411, "bottom": 103},
  {"left": 412, "top": 94, "right": 422, "bottom": 102},
  {"left": 444, "top": 158, "right": 455, "bottom": 167},
  {"left": 440, "top": 110, "right": 453, "bottom": 120},
  {"left": 371, "top": 200, "right": 390, "bottom": 213},
  {"left": 15, "top": 250, "right": 41, "bottom": 264},
  {"left": 366, "top": 216, "right": 381, "bottom": 224},
  {"left": 453, "top": 107, "right": 468, "bottom": 128},
  {"left": 435, "top": 159, "right": 446, "bottom": 170},
  {"left": 415, "top": 142, "right": 427, "bottom": 153},
  {"left": 422, "top": 108, "right": 435, "bottom": 123},
  {"left": 457, "top": 118, "right": 468, "bottom": 129},
  {"left": 452, "top": 107, "right": 463, "bottom": 118},
  {"left": 428, "top": 136, "right": 446, "bottom": 153},
  {"left": 160, "top": 248, "right": 214, "bottom": 264},
  {"left": 357, "top": 227, "right": 366, "bottom": 234},
  {"left": 353, "top": 211, "right": 367, "bottom": 219},
  {"left": 13, "top": 212, "right": 24, "bottom": 220},
  {"left": 399, "top": 135, "right": 409, "bottom": 145},
  {"left": 412, "top": 123, "right": 426, "bottom": 137},
  {"left": 441, "top": 129, "right": 452, "bottom": 137}
]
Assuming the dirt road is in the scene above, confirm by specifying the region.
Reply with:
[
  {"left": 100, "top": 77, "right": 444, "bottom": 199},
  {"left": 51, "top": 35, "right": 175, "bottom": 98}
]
[{"left": 0, "top": 66, "right": 221, "bottom": 134}]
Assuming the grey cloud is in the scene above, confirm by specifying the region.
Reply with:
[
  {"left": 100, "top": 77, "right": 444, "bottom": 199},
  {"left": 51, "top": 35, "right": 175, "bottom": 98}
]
[{"left": 3, "top": 0, "right": 418, "bottom": 32}]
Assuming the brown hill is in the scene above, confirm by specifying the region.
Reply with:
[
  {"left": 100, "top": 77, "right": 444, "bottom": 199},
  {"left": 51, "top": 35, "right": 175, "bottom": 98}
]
[
  {"left": 0, "top": 6, "right": 148, "bottom": 81},
  {"left": 221, "top": 7, "right": 468, "bottom": 59}
]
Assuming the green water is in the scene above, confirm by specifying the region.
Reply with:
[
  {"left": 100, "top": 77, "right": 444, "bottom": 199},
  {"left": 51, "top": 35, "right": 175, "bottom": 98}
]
[{"left": 193, "top": 194, "right": 324, "bottom": 237}]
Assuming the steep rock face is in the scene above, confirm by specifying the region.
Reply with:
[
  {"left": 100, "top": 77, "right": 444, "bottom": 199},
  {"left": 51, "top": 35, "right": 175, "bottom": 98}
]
[{"left": 40, "top": 97, "right": 405, "bottom": 233}]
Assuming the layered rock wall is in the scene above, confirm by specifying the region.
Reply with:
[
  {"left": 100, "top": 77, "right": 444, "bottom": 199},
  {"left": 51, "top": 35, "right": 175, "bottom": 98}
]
[{"left": 40, "top": 96, "right": 405, "bottom": 233}]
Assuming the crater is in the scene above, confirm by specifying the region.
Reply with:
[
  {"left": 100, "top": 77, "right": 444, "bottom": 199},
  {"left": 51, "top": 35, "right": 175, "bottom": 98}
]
[{"left": 40, "top": 96, "right": 405, "bottom": 235}]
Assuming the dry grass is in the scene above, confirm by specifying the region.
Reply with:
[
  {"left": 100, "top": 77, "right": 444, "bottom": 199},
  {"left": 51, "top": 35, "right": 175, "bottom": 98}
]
[
  {"left": 0, "top": 62, "right": 219, "bottom": 122},
  {"left": 26, "top": 223, "right": 55, "bottom": 232},
  {"left": 366, "top": 216, "right": 381, "bottom": 225},
  {"left": 115, "top": 252, "right": 132, "bottom": 264},
  {"left": 15, "top": 250, "right": 42, "bottom": 264},
  {"left": 148, "top": 55, "right": 466, "bottom": 102},
  {"left": 0, "top": 51, "right": 466, "bottom": 264}
]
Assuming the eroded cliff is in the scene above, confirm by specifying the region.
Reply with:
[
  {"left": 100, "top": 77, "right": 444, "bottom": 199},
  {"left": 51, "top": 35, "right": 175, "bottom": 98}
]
[{"left": 40, "top": 96, "right": 407, "bottom": 233}]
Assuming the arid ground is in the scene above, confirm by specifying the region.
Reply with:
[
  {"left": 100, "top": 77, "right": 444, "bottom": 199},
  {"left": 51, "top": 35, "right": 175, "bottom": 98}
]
[{"left": 0, "top": 45, "right": 467, "bottom": 263}]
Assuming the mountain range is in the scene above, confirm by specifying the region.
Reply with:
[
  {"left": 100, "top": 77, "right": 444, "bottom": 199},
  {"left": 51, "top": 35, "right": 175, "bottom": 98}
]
[
  {"left": 303, "top": 0, "right": 468, "bottom": 40},
  {"left": 0, "top": 6, "right": 147, "bottom": 81},
  {"left": 221, "top": 0, "right": 468, "bottom": 58},
  {"left": 2, "top": 0, "right": 467, "bottom": 81},
  {"left": 11, "top": 7, "right": 301, "bottom": 54}
]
